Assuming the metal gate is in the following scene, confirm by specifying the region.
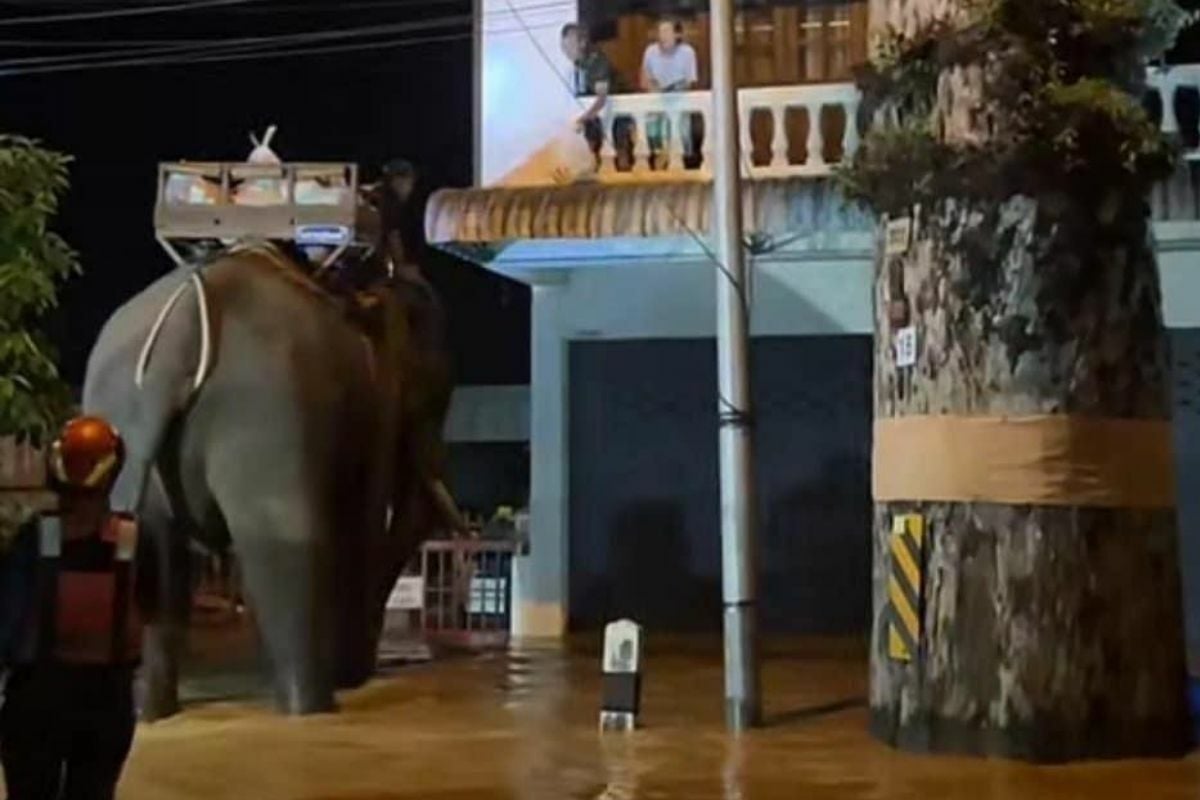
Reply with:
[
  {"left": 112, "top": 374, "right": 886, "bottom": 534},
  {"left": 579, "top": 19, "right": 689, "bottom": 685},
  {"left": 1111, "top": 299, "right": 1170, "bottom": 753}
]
[{"left": 420, "top": 539, "right": 517, "bottom": 649}]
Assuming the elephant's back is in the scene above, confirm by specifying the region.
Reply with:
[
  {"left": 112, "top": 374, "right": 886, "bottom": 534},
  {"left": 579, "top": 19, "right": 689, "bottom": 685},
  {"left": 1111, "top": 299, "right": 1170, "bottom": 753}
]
[
  {"left": 84, "top": 266, "right": 202, "bottom": 405},
  {"left": 205, "top": 254, "right": 372, "bottom": 378},
  {"left": 198, "top": 255, "right": 380, "bottom": 436},
  {"left": 191, "top": 255, "right": 381, "bottom": 505},
  {"left": 86, "top": 254, "right": 374, "bottom": 411}
]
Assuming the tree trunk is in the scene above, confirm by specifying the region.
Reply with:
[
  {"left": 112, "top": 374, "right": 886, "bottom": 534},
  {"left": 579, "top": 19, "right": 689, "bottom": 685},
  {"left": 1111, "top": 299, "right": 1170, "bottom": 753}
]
[{"left": 868, "top": 0, "right": 1193, "bottom": 762}]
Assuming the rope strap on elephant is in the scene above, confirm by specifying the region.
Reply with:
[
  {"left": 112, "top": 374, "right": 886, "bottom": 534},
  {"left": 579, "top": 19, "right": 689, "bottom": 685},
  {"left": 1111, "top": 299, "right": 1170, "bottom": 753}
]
[
  {"left": 872, "top": 415, "right": 1176, "bottom": 509},
  {"left": 135, "top": 271, "right": 212, "bottom": 394}
]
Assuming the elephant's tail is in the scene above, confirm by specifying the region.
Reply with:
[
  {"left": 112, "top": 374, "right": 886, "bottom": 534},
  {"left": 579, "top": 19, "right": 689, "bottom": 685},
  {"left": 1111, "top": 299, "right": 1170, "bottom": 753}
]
[
  {"left": 136, "top": 270, "right": 213, "bottom": 396},
  {"left": 87, "top": 269, "right": 214, "bottom": 515}
]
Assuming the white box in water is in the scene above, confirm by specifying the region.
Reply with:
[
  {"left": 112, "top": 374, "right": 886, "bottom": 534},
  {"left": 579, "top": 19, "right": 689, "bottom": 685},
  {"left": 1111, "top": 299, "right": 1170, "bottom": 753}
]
[{"left": 387, "top": 576, "right": 425, "bottom": 610}]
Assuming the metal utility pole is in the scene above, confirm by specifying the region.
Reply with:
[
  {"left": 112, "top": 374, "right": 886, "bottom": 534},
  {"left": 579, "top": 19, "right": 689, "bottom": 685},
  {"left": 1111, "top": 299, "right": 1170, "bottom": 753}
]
[{"left": 708, "top": 0, "right": 761, "bottom": 732}]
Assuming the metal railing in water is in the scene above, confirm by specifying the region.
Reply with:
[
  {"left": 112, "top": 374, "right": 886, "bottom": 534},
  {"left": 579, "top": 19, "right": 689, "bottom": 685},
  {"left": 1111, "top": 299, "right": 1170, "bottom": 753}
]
[{"left": 420, "top": 539, "right": 520, "bottom": 649}]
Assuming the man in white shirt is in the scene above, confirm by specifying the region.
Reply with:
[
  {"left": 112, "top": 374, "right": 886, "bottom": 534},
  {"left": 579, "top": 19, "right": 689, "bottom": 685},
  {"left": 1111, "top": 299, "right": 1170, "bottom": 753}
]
[
  {"left": 640, "top": 18, "right": 700, "bottom": 170},
  {"left": 641, "top": 18, "right": 698, "bottom": 93}
]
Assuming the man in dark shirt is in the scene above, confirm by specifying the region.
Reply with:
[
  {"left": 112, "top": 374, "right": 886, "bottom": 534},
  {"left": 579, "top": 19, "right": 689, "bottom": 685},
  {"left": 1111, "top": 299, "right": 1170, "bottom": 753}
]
[
  {"left": 560, "top": 23, "right": 633, "bottom": 169},
  {"left": 0, "top": 417, "right": 142, "bottom": 800},
  {"left": 561, "top": 23, "right": 612, "bottom": 118}
]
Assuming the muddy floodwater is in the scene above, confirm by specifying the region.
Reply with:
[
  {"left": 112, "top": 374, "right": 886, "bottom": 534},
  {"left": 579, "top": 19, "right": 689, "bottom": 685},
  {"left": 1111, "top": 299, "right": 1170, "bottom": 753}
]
[{"left": 8, "top": 615, "right": 1200, "bottom": 800}]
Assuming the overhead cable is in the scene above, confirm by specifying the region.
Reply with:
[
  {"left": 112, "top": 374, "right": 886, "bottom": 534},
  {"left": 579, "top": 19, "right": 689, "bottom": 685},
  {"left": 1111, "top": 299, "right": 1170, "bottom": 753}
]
[
  {"left": 0, "top": 29, "right": 470, "bottom": 76},
  {"left": 0, "top": 0, "right": 269, "bottom": 28},
  {"left": 0, "top": 14, "right": 471, "bottom": 68}
]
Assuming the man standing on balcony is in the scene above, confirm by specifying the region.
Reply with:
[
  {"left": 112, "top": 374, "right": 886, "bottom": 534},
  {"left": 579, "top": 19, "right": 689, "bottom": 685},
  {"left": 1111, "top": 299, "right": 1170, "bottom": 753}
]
[
  {"left": 641, "top": 17, "right": 698, "bottom": 94},
  {"left": 561, "top": 23, "right": 632, "bottom": 170},
  {"left": 640, "top": 17, "right": 700, "bottom": 170}
]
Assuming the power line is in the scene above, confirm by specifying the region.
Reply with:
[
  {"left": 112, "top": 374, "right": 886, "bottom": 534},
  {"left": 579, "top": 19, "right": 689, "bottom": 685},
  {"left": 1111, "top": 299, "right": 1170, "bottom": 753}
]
[
  {"left": 0, "top": 0, "right": 566, "bottom": 30},
  {"left": 0, "top": 19, "right": 566, "bottom": 74},
  {"left": 213, "top": 0, "right": 472, "bottom": 10},
  {"left": 0, "top": 14, "right": 471, "bottom": 68},
  {"left": 0, "top": 37, "right": 230, "bottom": 49},
  {"left": 0, "top": 28, "right": 469, "bottom": 76},
  {"left": 0, "top": 0, "right": 268, "bottom": 28},
  {"left": 0, "top": 2, "right": 571, "bottom": 62},
  {"left": 210, "top": 0, "right": 572, "bottom": 13}
]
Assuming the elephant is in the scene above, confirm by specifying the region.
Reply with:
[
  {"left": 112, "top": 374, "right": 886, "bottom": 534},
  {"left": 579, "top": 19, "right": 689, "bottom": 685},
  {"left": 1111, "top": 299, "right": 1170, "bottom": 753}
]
[{"left": 82, "top": 236, "right": 458, "bottom": 719}]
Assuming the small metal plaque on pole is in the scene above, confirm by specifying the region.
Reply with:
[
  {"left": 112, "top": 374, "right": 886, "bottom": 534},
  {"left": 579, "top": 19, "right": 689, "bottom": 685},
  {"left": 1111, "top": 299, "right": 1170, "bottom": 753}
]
[
  {"left": 894, "top": 326, "right": 918, "bottom": 368},
  {"left": 885, "top": 216, "right": 913, "bottom": 256},
  {"left": 600, "top": 619, "right": 642, "bottom": 732}
]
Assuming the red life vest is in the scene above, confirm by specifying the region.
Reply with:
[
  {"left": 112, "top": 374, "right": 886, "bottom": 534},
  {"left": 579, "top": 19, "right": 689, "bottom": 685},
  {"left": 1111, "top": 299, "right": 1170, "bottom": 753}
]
[{"left": 24, "top": 513, "right": 142, "bottom": 666}]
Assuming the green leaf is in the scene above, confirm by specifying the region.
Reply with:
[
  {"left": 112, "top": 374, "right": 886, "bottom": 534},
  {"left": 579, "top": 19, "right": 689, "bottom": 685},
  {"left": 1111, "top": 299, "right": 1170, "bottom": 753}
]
[{"left": 0, "top": 134, "right": 80, "bottom": 444}]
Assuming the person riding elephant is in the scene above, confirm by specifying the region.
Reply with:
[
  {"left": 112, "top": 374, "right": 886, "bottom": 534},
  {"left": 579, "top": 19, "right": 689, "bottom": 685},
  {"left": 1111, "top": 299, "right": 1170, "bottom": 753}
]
[
  {"left": 82, "top": 174, "right": 461, "bottom": 718},
  {"left": 374, "top": 159, "right": 458, "bottom": 522}
]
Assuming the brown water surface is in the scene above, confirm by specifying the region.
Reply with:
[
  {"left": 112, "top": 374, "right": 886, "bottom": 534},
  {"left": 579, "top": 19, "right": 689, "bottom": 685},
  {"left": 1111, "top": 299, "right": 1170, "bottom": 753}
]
[{"left": 8, "top": 624, "right": 1200, "bottom": 799}]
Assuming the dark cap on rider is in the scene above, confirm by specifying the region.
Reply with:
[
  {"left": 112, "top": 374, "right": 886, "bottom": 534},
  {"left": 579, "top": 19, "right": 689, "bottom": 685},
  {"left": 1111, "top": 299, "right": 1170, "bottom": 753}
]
[{"left": 382, "top": 159, "right": 415, "bottom": 180}]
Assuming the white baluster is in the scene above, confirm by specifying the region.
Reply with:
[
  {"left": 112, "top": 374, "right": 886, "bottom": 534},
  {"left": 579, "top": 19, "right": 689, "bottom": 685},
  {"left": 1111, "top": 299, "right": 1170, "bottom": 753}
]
[
  {"left": 740, "top": 105, "right": 755, "bottom": 177},
  {"left": 700, "top": 103, "right": 715, "bottom": 176},
  {"left": 600, "top": 117, "right": 618, "bottom": 175},
  {"left": 670, "top": 111, "right": 688, "bottom": 172},
  {"left": 843, "top": 97, "right": 861, "bottom": 161},
  {"left": 633, "top": 111, "right": 652, "bottom": 173},
  {"left": 1160, "top": 80, "right": 1180, "bottom": 136},
  {"left": 806, "top": 102, "right": 826, "bottom": 170},
  {"left": 770, "top": 104, "right": 788, "bottom": 169}
]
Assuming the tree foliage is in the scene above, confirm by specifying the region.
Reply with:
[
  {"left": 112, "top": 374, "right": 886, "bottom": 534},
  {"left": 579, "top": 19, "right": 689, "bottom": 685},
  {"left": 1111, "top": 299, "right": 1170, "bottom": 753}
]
[
  {"left": 0, "top": 136, "right": 79, "bottom": 445},
  {"left": 838, "top": 0, "right": 1197, "bottom": 217}
]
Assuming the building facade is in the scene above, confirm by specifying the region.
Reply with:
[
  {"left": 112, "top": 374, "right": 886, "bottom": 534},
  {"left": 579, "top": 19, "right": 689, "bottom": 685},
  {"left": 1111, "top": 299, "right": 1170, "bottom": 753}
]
[{"left": 431, "top": 0, "right": 1200, "bottom": 660}]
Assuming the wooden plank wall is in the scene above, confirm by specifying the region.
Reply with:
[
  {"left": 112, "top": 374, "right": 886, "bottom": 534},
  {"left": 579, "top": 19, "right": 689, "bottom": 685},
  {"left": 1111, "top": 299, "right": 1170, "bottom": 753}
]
[
  {"left": 597, "top": 3, "right": 869, "bottom": 92},
  {"left": 0, "top": 438, "right": 45, "bottom": 490}
]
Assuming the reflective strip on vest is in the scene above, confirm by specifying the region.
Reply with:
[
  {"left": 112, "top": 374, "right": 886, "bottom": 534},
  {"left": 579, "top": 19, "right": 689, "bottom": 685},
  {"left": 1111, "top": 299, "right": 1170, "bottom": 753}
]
[
  {"left": 38, "top": 516, "right": 62, "bottom": 557},
  {"left": 109, "top": 516, "right": 138, "bottom": 562}
]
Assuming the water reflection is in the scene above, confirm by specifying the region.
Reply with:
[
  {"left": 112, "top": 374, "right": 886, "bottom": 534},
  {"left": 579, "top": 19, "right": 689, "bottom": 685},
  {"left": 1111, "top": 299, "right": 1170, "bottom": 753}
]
[
  {"left": 596, "top": 735, "right": 638, "bottom": 800},
  {"left": 69, "top": 632, "right": 1200, "bottom": 800},
  {"left": 721, "top": 736, "right": 745, "bottom": 800}
]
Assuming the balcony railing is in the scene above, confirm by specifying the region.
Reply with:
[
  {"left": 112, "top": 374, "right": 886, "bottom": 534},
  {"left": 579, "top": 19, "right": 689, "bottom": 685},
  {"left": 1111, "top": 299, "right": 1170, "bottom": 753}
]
[
  {"left": 1147, "top": 64, "right": 1200, "bottom": 158},
  {"left": 594, "top": 82, "right": 860, "bottom": 179},
  {"left": 584, "top": 65, "right": 1200, "bottom": 181}
]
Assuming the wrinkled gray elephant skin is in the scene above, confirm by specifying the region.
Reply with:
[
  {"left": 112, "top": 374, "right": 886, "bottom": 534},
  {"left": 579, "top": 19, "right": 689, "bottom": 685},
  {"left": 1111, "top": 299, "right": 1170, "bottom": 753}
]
[{"left": 83, "top": 252, "right": 447, "bottom": 719}]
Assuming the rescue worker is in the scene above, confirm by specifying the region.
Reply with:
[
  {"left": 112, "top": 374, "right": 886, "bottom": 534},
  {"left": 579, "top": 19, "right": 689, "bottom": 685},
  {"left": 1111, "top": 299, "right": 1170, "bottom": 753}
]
[{"left": 0, "top": 416, "right": 142, "bottom": 800}]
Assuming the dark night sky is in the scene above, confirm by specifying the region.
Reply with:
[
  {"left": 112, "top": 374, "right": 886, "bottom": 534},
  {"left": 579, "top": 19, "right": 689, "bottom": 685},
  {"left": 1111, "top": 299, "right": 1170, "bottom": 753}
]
[
  {"left": 0, "top": 0, "right": 532, "bottom": 390},
  {"left": 5, "top": 0, "right": 1200, "bottom": 393}
]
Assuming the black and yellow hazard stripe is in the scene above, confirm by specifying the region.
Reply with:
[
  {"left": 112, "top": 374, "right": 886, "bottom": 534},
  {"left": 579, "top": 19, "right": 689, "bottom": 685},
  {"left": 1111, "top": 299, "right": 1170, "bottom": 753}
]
[{"left": 888, "top": 514, "right": 924, "bottom": 662}]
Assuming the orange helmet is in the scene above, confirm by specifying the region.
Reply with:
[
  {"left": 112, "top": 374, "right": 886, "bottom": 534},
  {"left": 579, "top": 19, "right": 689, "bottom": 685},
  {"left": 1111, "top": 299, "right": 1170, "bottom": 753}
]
[{"left": 47, "top": 416, "right": 125, "bottom": 494}]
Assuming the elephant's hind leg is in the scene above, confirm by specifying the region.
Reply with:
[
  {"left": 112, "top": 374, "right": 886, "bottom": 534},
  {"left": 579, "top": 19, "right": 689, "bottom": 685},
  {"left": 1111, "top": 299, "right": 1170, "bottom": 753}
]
[
  {"left": 220, "top": 496, "right": 338, "bottom": 715},
  {"left": 138, "top": 470, "right": 191, "bottom": 722}
]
